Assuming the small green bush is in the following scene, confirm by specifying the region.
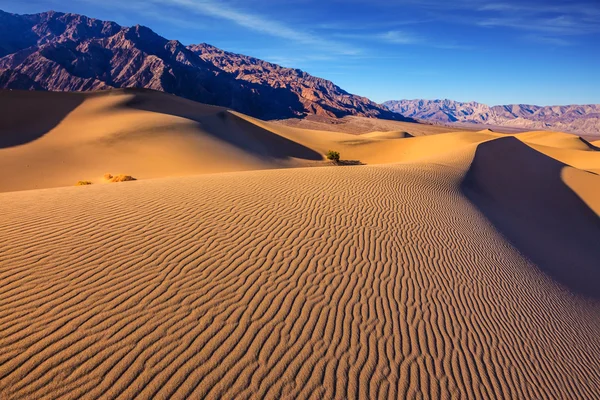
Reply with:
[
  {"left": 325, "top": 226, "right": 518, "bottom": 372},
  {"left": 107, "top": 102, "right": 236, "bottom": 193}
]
[{"left": 326, "top": 150, "right": 340, "bottom": 163}]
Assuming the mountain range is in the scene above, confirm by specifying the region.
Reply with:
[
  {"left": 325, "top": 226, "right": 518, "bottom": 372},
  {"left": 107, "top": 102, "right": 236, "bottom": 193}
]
[
  {"left": 384, "top": 99, "right": 600, "bottom": 135},
  {"left": 0, "top": 10, "right": 407, "bottom": 121},
  {"left": 1, "top": 9, "right": 597, "bottom": 134}
]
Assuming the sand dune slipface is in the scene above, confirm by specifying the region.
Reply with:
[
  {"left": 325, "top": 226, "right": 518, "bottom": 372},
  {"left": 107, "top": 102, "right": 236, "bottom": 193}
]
[
  {"left": 461, "top": 137, "right": 600, "bottom": 299},
  {"left": 1, "top": 147, "right": 600, "bottom": 399},
  {"left": 0, "top": 90, "right": 84, "bottom": 148},
  {"left": 0, "top": 90, "right": 322, "bottom": 192}
]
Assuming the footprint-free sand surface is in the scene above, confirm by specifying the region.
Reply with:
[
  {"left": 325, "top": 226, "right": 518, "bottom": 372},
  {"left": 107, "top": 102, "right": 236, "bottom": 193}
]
[{"left": 1, "top": 90, "right": 600, "bottom": 399}]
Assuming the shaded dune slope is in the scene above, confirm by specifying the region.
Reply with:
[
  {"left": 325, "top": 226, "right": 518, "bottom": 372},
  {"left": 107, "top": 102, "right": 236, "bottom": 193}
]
[
  {"left": 0, "top": 90, "right": 326, "bottom": 192},
  {"left": 579, "top": 136, "right": 600, "bottom": 151},
  {"left": 0, "top": 90, "right": 84, "bottom": 148},
  {"left": 461, "top": 137, "right": 600, "bottom": 298},
  {"left": 120, "top": 89, "right": 321, "bottom": 160},
  {"left": 1, "top": 152, "right": 600, "bottom": 398},
  {"left": 0, "top": 89, "right": 319, "bottom": 160}
]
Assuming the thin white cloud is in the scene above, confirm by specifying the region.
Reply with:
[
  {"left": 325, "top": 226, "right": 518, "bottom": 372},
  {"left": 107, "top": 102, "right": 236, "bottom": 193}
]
[
  {"left": 335, "top": 30, "right": 471, "bottom": 50},
  {"left": 478, "top": 2, "right": 600, "bottom": 17},
  {"left": 473, "top": 1, "right": 600, "bottom": 37},
  {"left": 477, "top": 15, "right": 598, "bottom": 36},
  {"left": 390, "top": 0, "right": 600, "bottom": 37},
  {"left": 317, "top": 19, "right": 435, "bottom": 31},
  {"left": 148, "top": 0, "right": 361, "bottom": 55},
  {"left": 379, "top": 30, "right": 422, "bottom": 45},
  {"left": 525, "top": 35, "right": 571, "bottom": 47},
  {"left": 335, "top": 30, "right": 422, "bottom": 45}
]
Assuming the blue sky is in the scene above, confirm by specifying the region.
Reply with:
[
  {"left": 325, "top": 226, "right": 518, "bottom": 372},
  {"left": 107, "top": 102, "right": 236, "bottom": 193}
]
[{"left": 1, "top": 0, "right": 599, "bottom": 105}]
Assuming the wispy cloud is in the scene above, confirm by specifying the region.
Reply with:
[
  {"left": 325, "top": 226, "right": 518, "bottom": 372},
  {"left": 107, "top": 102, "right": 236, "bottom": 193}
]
[
  {"left": 147, "top": 0, "right": 360, "bottom": 55},
  {"left": 334, "top": 30, "right": 422, "bottom": 45},
  {"left": 524, "top": 35, "right": 571, "bottom": 47},
  {"left": 335, "top": 29, "right": 472, "bottom": 50},
  {"left": 82, "top": 0, "right": 362, "bottom": 55},
  {"left": 477, "top": 2, "right": 600, "bottom": 17},
  {"left": 477, "top": 15, "right": 599, "bottom": 36},
  {"left": 476, "top": 0, "right": 600, "bottom": 41},
  {"left": 378, "top": 30, "right": 423, "bottom": 45},
  {"left": 410, "top": 0, "right": 600, "bottom": 47},
  {"left": 390, "top": 0, "right": 600, "bottom": 38},
  {"left": 317, "top": 18, "right": 435, "bottom": 31}
]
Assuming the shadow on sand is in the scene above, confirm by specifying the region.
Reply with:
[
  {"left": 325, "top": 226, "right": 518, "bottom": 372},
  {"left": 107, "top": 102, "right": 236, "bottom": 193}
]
[
  {"left": 579, "top": 137, "right": 600, "bottom": 152},
  {"left": 123, "top": 90, "right": 322, "bottom": 162},
  {"left": 461, "top": 137, "right": 600, "bottom": 299},
  {"left": 336, "top": 160, "right": 365, "bottom": 166},
  {"left": 0, "top": 90, "right": 84, "bottom": 148}
]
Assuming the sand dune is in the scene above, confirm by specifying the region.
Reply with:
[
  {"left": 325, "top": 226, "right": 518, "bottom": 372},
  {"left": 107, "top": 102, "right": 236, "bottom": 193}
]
[
  {"left": 0, "top": 90, "right": 318, "bottom": 192},
  {"left": 0, "top": 90, "right": 598, "bottom": 190},
  {"left": 2, "top": 89, "right": 600, "bottom": 192},
  {"left": 1, "top": 142, "right": 600, "bottom": 399},
  {"left": 579, "top": 137, "right": 600, "bottom": 151},
  {"left": 0, "top": 89, "right": 437, "bottom": 192},
  {"left": 361, "top": 130, "right": 413, "bottom": 139},
  {"left": 273, "top": 114, "right": 479, "bottom": 135},
  {"left": 462, "top": 137, "right": 600, "bottom": 298},
  {"left": 1, "top": 89, "right": 600, "bottom": 398}
]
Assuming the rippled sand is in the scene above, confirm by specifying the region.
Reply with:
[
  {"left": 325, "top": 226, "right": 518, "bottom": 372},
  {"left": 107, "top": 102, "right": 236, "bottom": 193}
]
[{"left": 1, "top": 90, "right": 600, "bottom": 399}]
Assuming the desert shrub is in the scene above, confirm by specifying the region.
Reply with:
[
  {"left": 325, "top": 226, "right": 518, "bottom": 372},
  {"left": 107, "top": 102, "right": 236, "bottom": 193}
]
[
  {"left": 326, "top": 150, "right": 340, "bottom": 163},
  {"left": 109, "top": 174, "right": 136, "bottom": 183},
  {"left": 103, "top": 173, "right": 136, "bottom": 183},
  {"left": 76, "top": 181, "right": 92, "bottom": 186}
]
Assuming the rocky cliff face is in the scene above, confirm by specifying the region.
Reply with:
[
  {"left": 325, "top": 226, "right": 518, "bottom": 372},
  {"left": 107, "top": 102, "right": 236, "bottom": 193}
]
[
  {"left": 0, "top": 10, "right": 408, "bottom": 121},
  {"left": 188, "top": 43, "right": 395, "bottom": 119},
  {"left": 384, "top": 99, "right": 600, "bottom": 135}
]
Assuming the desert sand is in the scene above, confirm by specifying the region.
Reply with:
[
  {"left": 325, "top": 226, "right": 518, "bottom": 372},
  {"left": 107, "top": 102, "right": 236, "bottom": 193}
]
[
  {"left": 1, "top": 89, "right": 469, "bottom": 192},
  {"left": 1, "top": 89, "right": 599, "bottom": 193},
  {"left": 1, "top": 89, "right": 600, "bottom": 399}
]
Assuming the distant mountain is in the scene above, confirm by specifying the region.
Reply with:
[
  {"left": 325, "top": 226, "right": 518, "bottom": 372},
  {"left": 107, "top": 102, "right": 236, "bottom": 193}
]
[
  {"left": 0, "top": 10, "right": 409, "bottom": 121},
  {"left": 383, "top": 99, "right": 600, "bottom": 135}
]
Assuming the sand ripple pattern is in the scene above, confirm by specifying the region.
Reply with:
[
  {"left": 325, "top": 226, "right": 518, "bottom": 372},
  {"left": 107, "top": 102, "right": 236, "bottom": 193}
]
[{"left": 1, "top": 159, "right": 600, "bottom": 399}]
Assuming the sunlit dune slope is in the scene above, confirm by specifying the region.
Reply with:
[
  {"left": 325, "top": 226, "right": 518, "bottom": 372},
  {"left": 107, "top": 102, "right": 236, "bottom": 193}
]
[
  {"left": 511, "top": 131, "right": 600, "bottom": 173},
  {"left": 0, "top": 89, "right": 320, "bottom": 192},
  {"left": 1, "top": 135, "right": 599, "bottom": 399},
  {"left": 0, "top": 89, "right": 449, "bottom": 192}
]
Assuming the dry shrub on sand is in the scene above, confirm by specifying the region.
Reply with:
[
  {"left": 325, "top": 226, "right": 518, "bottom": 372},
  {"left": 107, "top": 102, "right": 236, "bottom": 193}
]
[
  {"left": 75, "top": 181, "right": 93, "bottom": 186},
  {"left": 104, "top": 173, "right": 136, "bottom": 183}
]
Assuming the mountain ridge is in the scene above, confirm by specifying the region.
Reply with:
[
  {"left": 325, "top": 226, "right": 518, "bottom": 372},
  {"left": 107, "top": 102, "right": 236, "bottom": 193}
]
[
  {"left": 0, "top": 9, "right": 409, "bottom": 121},
  {"left": 384, "top": 98, "right": 600, "bottom": 135}
]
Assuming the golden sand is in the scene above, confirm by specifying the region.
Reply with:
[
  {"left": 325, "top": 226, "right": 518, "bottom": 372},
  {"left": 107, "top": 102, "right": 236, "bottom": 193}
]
[{"left": 1, "top": 90, "right": 599, "bottom": 399}]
